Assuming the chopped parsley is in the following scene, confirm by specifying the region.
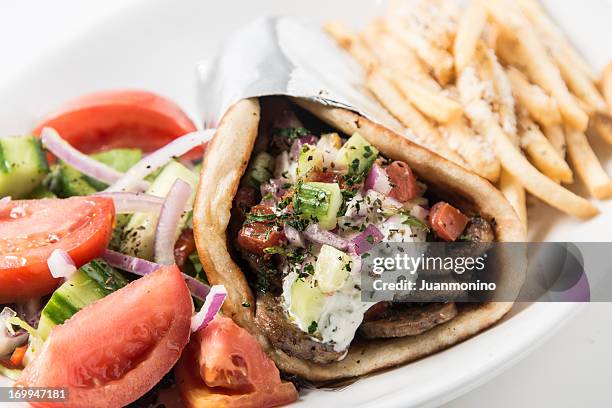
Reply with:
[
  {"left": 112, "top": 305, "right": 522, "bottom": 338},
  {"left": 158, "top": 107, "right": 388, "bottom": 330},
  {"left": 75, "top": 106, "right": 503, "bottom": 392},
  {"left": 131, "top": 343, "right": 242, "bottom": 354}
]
[
  {"left": 307, "top": 321, "right": 318, "bottom": 334},
  {"left": 277, "top": 127, "right": 310, "bottom": 141},
  {"left": 400, "top": 212, "right": 430, "bottom": 231}
]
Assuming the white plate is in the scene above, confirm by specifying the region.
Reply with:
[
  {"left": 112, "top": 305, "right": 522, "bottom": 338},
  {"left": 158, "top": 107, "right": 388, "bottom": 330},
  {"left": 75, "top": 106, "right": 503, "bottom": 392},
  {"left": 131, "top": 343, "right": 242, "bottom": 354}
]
[{"left": 0, "top": 1, "right": 609, "bottom": 407}]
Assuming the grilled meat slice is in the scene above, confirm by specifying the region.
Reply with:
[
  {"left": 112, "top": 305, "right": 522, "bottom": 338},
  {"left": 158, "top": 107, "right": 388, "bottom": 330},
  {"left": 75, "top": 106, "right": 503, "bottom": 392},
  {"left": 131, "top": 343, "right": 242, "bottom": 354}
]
[
  {"left": 359, "top": 302, "right": 458, "bottom": 339},
  {"left": 255, "top": 293, "right": 345, "bottom": 364}
]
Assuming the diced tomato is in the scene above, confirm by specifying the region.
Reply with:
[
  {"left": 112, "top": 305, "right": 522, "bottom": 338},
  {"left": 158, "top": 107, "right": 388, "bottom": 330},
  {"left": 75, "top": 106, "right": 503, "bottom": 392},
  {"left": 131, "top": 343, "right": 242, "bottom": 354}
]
[
  {"left": 0, "top": 197, "right": 115, "bottom": 303},
  {"left": 234, "top": 186, "right": 259, "bottom": 220},
  {"left": 386, "top": 161, "right": 418, "bottom": 202},
  {"left": 17, "top": 266, "right": 193, "bottom": 408},
  {"left": 33, "top": 90, "right": 200, "bottom": 160},
  {"left": 174, "top": 228, "right": 197, "bottom": 268},
  {"left": 236, "top": 205, "right": 284, "bottom": 255},
  {"left": 429, "top": 202, "right": 469, "bottom": 241},
  {"left": 175, "top": 315, "right": 298, "bottom": 408},
  {"left": 237, "top": 224, "right": 284, "bottom": 255}
]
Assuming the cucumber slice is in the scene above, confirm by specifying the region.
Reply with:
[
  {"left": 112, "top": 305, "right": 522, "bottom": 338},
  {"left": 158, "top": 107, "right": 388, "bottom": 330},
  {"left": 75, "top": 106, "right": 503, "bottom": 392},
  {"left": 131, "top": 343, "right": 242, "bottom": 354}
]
[
  {"left": 297, "top": 144, "right": 323, "bottom": 179},
  {"left": 0, "top": 135, "right": 49, "bottom": 198},
  {"left": 244, "top": 152, "right": 274, "bottom": 188},
  {"left": 334, "top": 132, "right": 378, "bottom": 176},
  {"left": 314, "top": 245, "right": 351, "bottom": 294},
  {"left": 290, "top": 276, "right": 326, "bottom": 333},
  {"left": 293, "top": 182, "right": 342, "bottom": 230},
  {"left": 121, "top": 161, "right": 198, "bottom": 260},
  {"left": 37, "top": 260, "right": 127, "bottom": 340}
]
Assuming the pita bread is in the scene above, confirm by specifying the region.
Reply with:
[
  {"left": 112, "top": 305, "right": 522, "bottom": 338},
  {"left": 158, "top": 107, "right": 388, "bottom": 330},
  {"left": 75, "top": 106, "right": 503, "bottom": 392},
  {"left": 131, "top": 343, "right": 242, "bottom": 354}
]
[{"left": 193, "top": 97, "right": 525, "bottom": 381}]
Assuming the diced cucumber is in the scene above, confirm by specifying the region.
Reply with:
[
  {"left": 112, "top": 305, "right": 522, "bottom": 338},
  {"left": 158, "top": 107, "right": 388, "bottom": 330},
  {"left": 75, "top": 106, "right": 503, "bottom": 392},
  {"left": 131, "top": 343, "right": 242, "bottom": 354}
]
[
  {"left": 297, "top": 144, "right": 323, "bottom": 179},
  {"left": 244, "top": 152, "right": 274, "bottom": 188},
  {"left": 290, "top": 276, "right": 326, "bottom": 332},
  {"left": 121, "top": 161, "right": 198, "bottom": 260},
  {"left": 0, "top": 135, "right": 49, "bottom": 198},
  {"left": 37, "top": 260, "right": 127, "bottom": 340},
  {"left": 57, "top": 148, "right": 142, "bottom": 196},
  {"left": 334, "top": 132, "right": 378, "bottom": 175},
  {"left": 314, "top": 244, "right": 352, "bottom": 294},
  {"left": 293, "top": 182, "right": 342, "bottom": 230}
]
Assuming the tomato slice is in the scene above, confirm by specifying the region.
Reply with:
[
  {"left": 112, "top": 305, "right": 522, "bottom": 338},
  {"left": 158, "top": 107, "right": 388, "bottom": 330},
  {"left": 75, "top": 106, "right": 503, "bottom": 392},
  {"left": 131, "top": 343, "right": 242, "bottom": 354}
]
[
  {"left": 176, "top": 315, "right": 298, "bottom": 408},
  {"left": 0, "top": 197, "right": 114, "bottom": 303},
  {"left": 429, "top": 201, "right": 469, "bottom": 242},
  {"left": 33, "top": 90, "right": 200, "bottom": 159},
  {"left": 17, "top": 265, "right": 193, "bottom": 408},
  {"left": 386, "top": 161, "right": 418, "bottom": 202}
]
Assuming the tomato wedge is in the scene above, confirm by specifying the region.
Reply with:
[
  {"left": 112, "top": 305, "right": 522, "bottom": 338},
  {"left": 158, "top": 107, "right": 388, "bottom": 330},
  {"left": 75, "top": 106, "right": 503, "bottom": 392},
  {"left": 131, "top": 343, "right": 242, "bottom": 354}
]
[
  {"left": 176, "top": 315, "right": 298, "bottom": 408},
  {"left": 33, "top": 90, "right": 200, "bottom": 159},
  {"left": 17, "top": 265, "right": 193, "bottom": 408},
  {"left": 0, "top": 197, "right": 114, "bottom": 303},
  {"left": 429, "top": 201, "right": 469, "bottom": 241}
]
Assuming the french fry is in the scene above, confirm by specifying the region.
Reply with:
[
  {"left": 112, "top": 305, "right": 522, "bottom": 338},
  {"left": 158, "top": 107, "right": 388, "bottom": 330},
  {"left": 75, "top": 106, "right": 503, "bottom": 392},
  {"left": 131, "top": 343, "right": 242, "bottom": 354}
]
[
  {"left": 499, "top": 170, "right": 528, "bottom": 233},
  {"left": 483, "top": 46, "right": 517, "bottom": 135},
  {"left": 552, "top": 48, "right": 607, "bottom": 113},
  {"left": 389, "top": 74, "right": 463, "bottom": 123},
  {"left": 507, "top": 67, "right": 562, "bottom": 127},
  {"left": 483, "top": 0, "right": 589, "bottom": 131},
  {"left": 518, "top": 111, "right": 573, "bottom": 183},
  {"left": 454, "top": 1, "right": 487, "bottom": 74},
  {"left": 482, "top": 22, "right": 500, "bottom": 50},
  {"left": 366, "top": 69, "right": 465, "bottom": 165},
  {"left": 602, "top": 62, "right": 612, "bottom": 115},
  {"left": 361, "top": 22, "right": 441, "bottom": 91},
  {"left": 541, "top": 124, "right": 567, "bottom": 159},
  {"left": 324, "top": 21, "right": 377, "bottom": 71},
  {"left": 387, "top": 0, "right": 456, "bottom": 52},
  {"left": 458, "top": 67, "right": 598, "bottom": 218},
  {"left": 440, "top": 118, "right": 501, "bottom": 182},
  {"left": 516, "top": 0, "right": 598, "bottom": 81},
  {"left": 565, "top": 125, "right": 612, "bottom": 199},
  {"left": 590, "top": 112, "right": 612, "bottom": 145},
  {"left": 386, "top": 17, "right": 454, "bottom": 85},
  {"left": 359, "top": 24, "right": 463, "bottom": 123}
]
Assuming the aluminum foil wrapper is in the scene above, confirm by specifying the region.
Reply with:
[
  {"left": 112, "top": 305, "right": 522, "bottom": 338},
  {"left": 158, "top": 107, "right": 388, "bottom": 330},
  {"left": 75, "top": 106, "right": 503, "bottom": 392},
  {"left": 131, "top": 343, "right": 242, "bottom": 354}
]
[{"left": 196, "top": 15, "right": 404, "bottom": 132}]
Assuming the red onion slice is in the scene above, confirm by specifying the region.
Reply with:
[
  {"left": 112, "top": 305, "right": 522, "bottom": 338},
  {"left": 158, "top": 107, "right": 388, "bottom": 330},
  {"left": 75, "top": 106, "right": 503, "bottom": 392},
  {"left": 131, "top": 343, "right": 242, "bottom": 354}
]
[
  {"left": 304, "top": 224, "right": 348, "bottom": 250},
  {"left": 102, "top": 249, "right": 211, "bottom": 301},
  {"left": 290, "top": 136, "right": 319, "bottom": 160},
  {"left": 0, "top": 196, "right": 10, "bottom": 210},
  {"left": 93, "top": 192, "right": 164, "bottom": 214},
  {"left": 283, "top": 223, "right": 305, "bottom": 248},
  {"left": 46, "top": 249, "right": 77, "bottom": 279},
  {"left": 41, "top": 127, "right": 148, "bottom": 190},
  {"left": 350, "top": 224, "right": 384, "bottom": 255},
  {"left": 365, "top": 164, "right": 392, "bottom": 195},
  {"left": 154, "top": 179, "right": 193, "bottom": 265},
  {"left": 1, "top": 307, "right": 29, "bottom": 357},
  {"left": 190, "top": 285, "right": 227, "bottom": 332},
  {"left": 107, "top": 130, "right": 214, "bottom": 192}
]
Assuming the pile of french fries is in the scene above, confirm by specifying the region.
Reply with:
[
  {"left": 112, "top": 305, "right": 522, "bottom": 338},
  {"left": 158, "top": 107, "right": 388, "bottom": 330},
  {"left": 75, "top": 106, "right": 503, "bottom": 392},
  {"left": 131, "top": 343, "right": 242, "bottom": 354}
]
[{"left": 326, "top": 0, "right": 612, "bottom": 231}]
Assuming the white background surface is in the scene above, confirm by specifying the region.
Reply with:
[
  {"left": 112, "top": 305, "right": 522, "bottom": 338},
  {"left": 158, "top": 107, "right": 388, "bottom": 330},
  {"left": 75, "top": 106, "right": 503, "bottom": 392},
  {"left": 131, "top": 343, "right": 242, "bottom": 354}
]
[{"left": 1, "top": 1, "right": 611, "bottom": 407}]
